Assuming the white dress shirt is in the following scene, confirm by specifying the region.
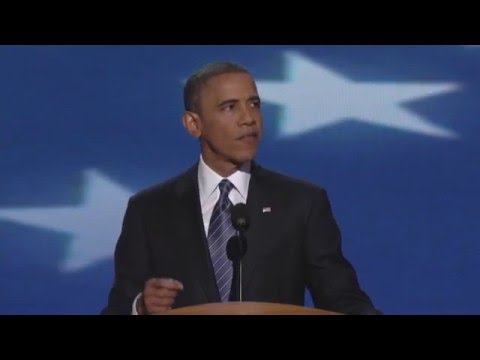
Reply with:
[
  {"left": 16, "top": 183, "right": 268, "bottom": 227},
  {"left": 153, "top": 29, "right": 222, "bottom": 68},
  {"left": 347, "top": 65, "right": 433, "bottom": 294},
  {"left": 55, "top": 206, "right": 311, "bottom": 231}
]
[
  {"left": 197, "top": 155, "right": 251, "bottom": 236},
  {"left": 132, "top": 156, "right": 251, "bottom": 314}
]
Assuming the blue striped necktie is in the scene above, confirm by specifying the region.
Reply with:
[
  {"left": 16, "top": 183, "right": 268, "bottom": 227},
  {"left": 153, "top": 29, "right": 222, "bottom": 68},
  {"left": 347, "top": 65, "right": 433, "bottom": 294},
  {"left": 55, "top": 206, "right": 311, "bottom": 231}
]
[{"left": 207, "top": 179, "right": 235, "bottom": 302}]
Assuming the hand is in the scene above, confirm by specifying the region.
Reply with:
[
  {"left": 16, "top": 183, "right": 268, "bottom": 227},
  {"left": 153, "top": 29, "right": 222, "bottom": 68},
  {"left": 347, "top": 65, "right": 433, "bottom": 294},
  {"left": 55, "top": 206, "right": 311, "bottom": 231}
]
[{"left": 137, "top": 278, "right": 184, "bottom": 315}]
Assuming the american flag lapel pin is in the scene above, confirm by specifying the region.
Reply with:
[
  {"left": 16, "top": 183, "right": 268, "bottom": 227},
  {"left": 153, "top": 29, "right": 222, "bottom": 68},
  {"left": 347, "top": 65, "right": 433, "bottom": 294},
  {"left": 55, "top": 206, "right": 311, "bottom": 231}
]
[{"left": 262, "top": 207, "right": 271, "bottom": 213}]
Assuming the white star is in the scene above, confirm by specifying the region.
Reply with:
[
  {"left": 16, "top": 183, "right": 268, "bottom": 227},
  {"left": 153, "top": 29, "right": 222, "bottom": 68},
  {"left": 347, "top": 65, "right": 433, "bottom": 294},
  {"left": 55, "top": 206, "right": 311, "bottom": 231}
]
[
  {"left": 257, "top": 51, "right": 460, "bottom": 139},
  {"left": 0, "top": 169, "right": 132, "bottom": 272}
]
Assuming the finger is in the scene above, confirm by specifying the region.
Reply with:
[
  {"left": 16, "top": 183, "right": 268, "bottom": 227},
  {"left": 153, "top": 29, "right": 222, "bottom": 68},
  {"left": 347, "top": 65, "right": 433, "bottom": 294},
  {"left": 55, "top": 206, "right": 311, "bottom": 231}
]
[
  {"left": 146, "top": 304, "right": 172, "bottom": 315},
  {"left": 146, "top": 278, "right": 166, "bottom": 289},
  {"left": 145, "top": 297, "right": 175, "bottom": 308},
  {"left": 145, "top": 278, "right": 183, "bottom": 292},
  {"left": 147, "top": 277, "right": 183, "bottom": 290},
  {"left": 152, "top": 288, "right": 180, "bottom": 298},
  {"left": 155, "top": 278, "right": 184, "bottom": 291}
]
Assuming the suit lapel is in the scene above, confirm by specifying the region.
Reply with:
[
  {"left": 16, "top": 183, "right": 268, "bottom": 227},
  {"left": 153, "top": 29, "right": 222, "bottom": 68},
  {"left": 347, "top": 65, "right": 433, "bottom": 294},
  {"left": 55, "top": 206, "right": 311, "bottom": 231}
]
[{"left": 175, "top": 164, "right": 220, "bottom": 302}]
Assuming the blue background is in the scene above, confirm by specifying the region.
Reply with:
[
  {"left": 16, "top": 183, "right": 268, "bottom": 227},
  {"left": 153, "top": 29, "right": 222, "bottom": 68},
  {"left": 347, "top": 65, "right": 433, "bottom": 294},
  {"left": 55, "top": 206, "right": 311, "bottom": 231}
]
[{"left": 1, "top": 45, "right": 479, "bottom": 314}]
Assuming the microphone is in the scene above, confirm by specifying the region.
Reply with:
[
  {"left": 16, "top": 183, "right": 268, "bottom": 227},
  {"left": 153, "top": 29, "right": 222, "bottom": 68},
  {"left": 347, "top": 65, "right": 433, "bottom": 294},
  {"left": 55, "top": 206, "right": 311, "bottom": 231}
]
[
  {"left": 228, "top": 203, "right": 249, "bottom": 302},
  {"left": 226, "top": 234, "right": 247, "bottom": 262},
  {"left": 230, "top": 203, "right": 249, "bottom": 232}
]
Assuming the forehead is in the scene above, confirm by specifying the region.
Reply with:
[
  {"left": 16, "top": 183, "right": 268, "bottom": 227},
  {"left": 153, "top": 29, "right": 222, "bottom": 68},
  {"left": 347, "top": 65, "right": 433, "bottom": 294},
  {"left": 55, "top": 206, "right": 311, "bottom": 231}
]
[{"left": 201, "top": 72, "right": 258, "bottom": 101}]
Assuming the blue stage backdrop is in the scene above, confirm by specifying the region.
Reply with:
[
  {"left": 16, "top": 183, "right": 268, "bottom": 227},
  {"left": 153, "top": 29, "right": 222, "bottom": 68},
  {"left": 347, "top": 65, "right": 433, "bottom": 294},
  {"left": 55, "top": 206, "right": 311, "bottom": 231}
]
[{"left": 1, "top": 45, "right": 479, "bottom": 314}]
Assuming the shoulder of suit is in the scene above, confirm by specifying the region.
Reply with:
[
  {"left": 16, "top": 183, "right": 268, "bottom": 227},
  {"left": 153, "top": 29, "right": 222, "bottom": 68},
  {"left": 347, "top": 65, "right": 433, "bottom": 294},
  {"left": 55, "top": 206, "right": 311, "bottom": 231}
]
[
  {"left": 256, "top": 165, "right": 327, "bottom": 196},
  {"left": 129, "top": 165, "right": 195, "bottom": 204}
]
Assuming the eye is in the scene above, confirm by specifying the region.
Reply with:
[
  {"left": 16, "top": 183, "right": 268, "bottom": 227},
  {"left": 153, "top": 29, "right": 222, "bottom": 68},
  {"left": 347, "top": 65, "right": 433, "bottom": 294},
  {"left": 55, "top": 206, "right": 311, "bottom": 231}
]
[
  {"left": 222, "top": 103, "right": 235, "bottom": 111},
  {"left": 250, "top": 100, "right": 261, "bottom": 108}
]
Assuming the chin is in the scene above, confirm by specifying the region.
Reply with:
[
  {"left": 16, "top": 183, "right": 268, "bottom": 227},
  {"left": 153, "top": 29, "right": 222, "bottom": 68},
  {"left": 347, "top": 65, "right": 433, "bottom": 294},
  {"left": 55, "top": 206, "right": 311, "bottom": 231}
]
[{"left": 232, "top": 151, "right": 257, "bottom": 165}]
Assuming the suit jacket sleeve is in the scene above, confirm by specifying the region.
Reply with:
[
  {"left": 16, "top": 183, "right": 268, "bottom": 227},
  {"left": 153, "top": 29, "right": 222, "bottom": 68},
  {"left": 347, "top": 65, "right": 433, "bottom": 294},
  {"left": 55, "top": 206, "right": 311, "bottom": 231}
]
[
  {"left": 305, "top": 188, "right": 380, "bottom": 315},
  {"left": 101, "top": 196, "right": 150, "bottom": 315}
]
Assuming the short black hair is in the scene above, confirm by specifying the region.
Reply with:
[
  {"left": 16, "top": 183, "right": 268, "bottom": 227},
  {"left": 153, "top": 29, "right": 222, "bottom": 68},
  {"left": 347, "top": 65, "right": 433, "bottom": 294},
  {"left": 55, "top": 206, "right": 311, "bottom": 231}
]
[{"left": 183, "top": 61, "right": 250, "bottom": 112}]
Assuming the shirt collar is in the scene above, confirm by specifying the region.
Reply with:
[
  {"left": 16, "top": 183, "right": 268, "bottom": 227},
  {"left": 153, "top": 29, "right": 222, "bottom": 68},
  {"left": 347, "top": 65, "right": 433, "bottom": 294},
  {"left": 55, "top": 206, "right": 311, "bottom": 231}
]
[{"left": 198, "top": 155, "right": 251, "bottom": 201}]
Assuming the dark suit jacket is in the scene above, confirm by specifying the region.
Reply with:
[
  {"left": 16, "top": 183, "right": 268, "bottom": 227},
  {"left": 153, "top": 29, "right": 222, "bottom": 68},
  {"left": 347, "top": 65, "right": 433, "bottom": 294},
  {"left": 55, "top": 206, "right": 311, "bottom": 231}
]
[{"left": 102, "top": 162, "right": 379, "bottom": 315}]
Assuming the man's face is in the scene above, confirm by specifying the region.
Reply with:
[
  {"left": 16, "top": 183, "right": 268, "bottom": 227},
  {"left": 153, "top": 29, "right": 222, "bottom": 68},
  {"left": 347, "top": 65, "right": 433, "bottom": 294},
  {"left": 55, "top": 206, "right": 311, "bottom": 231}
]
[{"left": 196, "top": 72, "right": 263, "bottom": 167}]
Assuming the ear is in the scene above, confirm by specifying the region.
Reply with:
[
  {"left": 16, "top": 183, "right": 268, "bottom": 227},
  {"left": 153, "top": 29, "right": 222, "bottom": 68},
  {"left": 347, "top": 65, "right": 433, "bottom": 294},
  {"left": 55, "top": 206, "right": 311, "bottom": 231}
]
[{"left": 182, "top": 111, "right": 202, "bottom": 138}]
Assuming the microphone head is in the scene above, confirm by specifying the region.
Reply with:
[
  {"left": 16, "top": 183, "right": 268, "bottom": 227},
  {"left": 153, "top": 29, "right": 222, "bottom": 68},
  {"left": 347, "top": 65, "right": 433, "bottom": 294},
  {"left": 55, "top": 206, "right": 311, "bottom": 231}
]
[
  {"left": 226, "top": 235, "right": 247, "bottom": 262},
  {"left": 230, "top": 203, "right": 249, "bottom": 231}
]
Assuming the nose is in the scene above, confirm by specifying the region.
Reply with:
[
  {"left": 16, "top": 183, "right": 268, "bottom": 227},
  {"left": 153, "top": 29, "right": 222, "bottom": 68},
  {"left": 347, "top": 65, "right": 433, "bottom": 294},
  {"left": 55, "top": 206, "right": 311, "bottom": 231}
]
[{"left": 239, "top": 104, "right": 257, "bottom": 126}]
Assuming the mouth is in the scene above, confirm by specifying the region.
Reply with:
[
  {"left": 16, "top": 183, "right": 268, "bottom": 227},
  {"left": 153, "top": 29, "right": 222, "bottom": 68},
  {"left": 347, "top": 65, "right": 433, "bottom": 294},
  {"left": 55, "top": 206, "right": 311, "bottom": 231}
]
[{"left": 237, "top": 132, "right": 259, "bottom": 141}]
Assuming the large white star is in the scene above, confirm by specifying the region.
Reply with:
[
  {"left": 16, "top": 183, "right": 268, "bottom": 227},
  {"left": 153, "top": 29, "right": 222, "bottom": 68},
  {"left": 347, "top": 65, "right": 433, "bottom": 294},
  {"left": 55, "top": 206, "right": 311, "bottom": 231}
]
[
  {"left": 0, "top": 169, "right": 132, "bottom": 272},
  {"left": 257, "top": 51, "right": 460, "bottom": 139}
]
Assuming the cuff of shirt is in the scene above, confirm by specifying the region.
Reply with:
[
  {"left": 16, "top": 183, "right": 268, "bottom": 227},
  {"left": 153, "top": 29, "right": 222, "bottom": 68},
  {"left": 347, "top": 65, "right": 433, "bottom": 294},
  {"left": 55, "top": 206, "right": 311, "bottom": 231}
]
[{"left": 131, "top": 292, "right": 143, "bottom": 315}]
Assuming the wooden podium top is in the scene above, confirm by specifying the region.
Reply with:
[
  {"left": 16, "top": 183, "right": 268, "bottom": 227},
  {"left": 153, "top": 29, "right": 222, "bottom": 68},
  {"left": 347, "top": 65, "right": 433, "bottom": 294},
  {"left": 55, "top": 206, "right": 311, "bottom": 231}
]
[{"left": 166, "top": 302, "right": 341, "bottom": 315}]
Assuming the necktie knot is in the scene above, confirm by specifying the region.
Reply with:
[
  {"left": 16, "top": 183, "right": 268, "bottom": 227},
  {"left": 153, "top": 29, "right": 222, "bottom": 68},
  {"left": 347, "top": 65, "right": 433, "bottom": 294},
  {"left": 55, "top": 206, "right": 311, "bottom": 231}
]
[{"left": 218, "top": 179, "right": 234, "bottom": 199}]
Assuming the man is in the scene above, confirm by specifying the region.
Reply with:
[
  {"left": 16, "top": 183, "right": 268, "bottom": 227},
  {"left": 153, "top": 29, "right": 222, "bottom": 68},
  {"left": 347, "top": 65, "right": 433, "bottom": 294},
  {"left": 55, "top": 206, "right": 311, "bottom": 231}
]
[{"left": 102, "top": 61, "right": 381, "bottom": 315}]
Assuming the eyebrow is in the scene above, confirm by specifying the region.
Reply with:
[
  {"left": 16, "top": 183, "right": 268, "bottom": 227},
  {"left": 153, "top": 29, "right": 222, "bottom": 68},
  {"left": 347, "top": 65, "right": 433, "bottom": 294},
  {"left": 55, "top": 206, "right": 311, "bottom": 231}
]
[{"left": 217, "top": 96, "right": 261, "bottom": 108}]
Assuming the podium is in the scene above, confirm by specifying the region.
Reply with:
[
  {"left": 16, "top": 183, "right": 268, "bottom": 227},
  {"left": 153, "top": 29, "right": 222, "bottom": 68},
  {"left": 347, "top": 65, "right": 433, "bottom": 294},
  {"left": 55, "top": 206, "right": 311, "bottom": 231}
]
[{"left": 166, "top": 301, "right": 341, "bottom": 315}]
